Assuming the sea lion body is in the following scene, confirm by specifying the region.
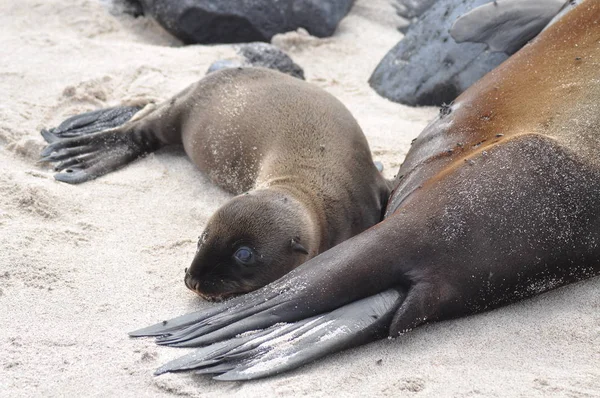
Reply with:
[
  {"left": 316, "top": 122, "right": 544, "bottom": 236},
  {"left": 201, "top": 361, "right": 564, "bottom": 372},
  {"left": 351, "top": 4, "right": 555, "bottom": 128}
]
[
  {"left": 131, "top": 0, "right": 600, "bottom": 380},
  {"left": 383, "top": 0, "right": 600, "bottom": 322},
  {"left": 41, "top": 68, "right": 389, "bottom": 300}
]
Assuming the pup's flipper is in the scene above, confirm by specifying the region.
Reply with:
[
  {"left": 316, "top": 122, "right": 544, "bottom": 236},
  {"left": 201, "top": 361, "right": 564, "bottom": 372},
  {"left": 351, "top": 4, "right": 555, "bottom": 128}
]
[
  {"left": 41, "top": 106, "right": 141, "bottom": 143},
  {"left": 39, "top": 106, "right": 162, "bottom": 184}
]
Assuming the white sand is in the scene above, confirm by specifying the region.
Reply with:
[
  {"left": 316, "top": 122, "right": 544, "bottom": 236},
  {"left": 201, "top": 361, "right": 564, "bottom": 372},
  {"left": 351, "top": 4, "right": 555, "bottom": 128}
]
[{"left": 1, "top": 0, "right": 598, "bottom": 396}]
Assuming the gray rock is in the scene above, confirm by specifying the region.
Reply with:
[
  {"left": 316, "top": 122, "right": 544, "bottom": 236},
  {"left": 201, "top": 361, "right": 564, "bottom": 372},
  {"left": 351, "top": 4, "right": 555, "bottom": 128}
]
[
  {"left": 207, "top": 43, "right": 305, "bottom": 80},
  {"left": 373, "top": 0, "right": 572, "bottom": 107},
  {"left": 131, "top": 0, "right": 355, "bottom": 44},
  {"left": 370, "top": 0, "right": 509, "bottom": 107},
  {"left": 395, "top": 0, "right": 438, "bottom": 19},
  {"left": 107, "top": 0, "right": 144, "bottom": 17},
  {"left": 545, "top": 0, "right": 582, "bottom": 28},
  {"left": 395, "top": 0, "right": 439, "bottom": 33},
  {"left": 450, "top": 0, "right": 567, "bottom": 55}
]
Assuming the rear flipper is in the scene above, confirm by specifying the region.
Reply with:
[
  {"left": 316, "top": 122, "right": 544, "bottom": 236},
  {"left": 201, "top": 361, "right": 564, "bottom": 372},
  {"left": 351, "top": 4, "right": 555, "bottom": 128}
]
[
  {"left": 39, "top": 105, "right": 162, "bottom": 184},
  {"left": 41, "top": 105, "right": 142, "bottom": 142},
  {"left": 154, "top": 288, "right": 406, "bottom": 381}
]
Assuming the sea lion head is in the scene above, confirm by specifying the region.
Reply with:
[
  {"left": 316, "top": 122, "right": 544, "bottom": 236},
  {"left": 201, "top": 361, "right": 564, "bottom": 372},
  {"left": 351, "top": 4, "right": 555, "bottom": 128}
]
[{"left": 184, "top": 189, "right": 317, "bottom": 301}]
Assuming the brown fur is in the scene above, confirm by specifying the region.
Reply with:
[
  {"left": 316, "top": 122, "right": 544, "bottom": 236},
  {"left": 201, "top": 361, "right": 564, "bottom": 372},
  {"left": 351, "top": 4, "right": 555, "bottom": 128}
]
[
  {"left": 390, "top": 2, "right": 600, "bottom": 212},
  {"left": 41, "top": 68, "right": 389, "bottom": 300},
  {"left": 173, "top": 70, "right": 388, "bottom": 299}
]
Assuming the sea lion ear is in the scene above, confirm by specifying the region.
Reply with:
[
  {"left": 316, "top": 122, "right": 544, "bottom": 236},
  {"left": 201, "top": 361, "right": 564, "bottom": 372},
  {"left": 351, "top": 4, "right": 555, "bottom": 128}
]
[{"left": 290, "top": 238, "right": 309, "bottom": 255}]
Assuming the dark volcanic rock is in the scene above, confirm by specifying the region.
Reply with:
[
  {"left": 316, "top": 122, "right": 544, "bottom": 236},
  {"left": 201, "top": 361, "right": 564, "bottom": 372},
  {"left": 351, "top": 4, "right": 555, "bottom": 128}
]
[
  {"left": 207, "top": 42, "right": 305, "bottom": 79},
  {"left": 395, "top": 0, "right": 439, "bottom": 33},
  {"left": 109, "top": 0, "right": 144, "bottom": 17},
  {"left": 134, "top": 0, "right": 355, "bottom": 44},
  {"left": 370, "top": 0, "right": 508, "bottom": 107},
  {"left": 395, "top": 0, "right": 438, "bottom": 19},
  {"left": 450, "top": 0, "right": 568, "bottom": 55}
]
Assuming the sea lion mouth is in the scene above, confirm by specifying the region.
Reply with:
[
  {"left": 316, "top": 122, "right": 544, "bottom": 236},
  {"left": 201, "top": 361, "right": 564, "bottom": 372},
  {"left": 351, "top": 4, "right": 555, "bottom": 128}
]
[
  {"left": 195, "top": 292, "right": 230, "bottom": 303},
  {"left": 184, "top": 272, "right": 253, "bottom": 302}
]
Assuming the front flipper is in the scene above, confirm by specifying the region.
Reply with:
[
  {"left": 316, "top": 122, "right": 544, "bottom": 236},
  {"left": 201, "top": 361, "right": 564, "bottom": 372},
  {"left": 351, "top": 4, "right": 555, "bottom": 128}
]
[
  {"left": 130, "top": 240, "right": 383, "bottom": 347},
  {"left": 40, "top": 106, "right": 161, "bottom": 184},
  {"left": 450, "top": 0, "right": 567, "bottom": 55},
  {"left": 155, "top": 288, "right": 406, "bottom": 381},
  {"left": 146, "top": 285, "right": 314, "bottom": 348},
  {"left": 131, "top": 225, "right": 411, "bottom": 378}
]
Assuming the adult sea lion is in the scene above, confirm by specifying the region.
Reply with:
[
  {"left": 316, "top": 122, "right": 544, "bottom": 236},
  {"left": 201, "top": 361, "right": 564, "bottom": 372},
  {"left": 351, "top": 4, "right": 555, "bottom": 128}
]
[
  {"left": 40, "top": 67, "right": 390, "bottom": 301},
  {"left": 131, "top": 0, "right": 600, "bottom": 380}
]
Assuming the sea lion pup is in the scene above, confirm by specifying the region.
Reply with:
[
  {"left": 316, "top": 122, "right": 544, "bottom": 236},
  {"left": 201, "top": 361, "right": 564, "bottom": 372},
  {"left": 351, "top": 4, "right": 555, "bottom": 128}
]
[
  {"left": 40, "top": 67, "right": 390, "bottom": 301},
  {"left": 131, "top": 0, "right": 600, "bottom": 380}
]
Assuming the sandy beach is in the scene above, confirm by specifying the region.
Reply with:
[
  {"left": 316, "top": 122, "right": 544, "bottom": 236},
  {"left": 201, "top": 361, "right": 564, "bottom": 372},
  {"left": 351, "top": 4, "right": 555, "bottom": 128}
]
[{"left": 1, "top": 0, "right": 598, "bottom": 396}]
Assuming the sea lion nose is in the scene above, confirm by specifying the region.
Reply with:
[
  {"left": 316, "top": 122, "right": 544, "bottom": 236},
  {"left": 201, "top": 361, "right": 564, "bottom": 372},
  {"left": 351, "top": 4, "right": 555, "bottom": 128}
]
[{"left": 184, "top": 268, "right": 199, "bottom": 291}]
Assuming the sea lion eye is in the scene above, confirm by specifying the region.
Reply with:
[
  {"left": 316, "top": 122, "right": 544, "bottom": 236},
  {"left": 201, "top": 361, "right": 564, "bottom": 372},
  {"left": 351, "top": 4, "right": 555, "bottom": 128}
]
[{"left": 234, "top": 246, "right": 254, "bottom": 265}]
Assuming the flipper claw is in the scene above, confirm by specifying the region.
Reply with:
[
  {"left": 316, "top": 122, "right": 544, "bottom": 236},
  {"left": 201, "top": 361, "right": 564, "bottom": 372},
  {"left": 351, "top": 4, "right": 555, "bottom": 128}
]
[
  {"left": 40, "top": 128, "right": 59, "bottom": 144},
  {"left": 54, "top": 168, "right": 95, "bottom": 184}
]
